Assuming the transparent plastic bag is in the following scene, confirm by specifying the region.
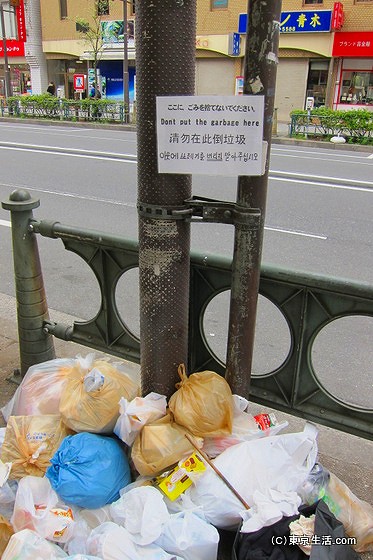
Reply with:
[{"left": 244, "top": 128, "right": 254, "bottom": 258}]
[
  {"left": 1, "top": 358, "right": 76, "bottom": 422},
  {"left": 2, "top": 528, "right": 68, "bottom": 560},
  {"left": 114, "top": 393, "right": 167, "bottom": 446},
  {"left": 322, "top": 472, "right": 373, "bottom": 552},
  {"left": 11, "top": 476, "right": 74, "bottom": 543}
]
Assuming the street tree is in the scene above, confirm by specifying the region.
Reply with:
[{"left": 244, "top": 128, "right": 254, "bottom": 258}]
[{"left": 76, "top": 0, "right": 110, "bottom": 98}]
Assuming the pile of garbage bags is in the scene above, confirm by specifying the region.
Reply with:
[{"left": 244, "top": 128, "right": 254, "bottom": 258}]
[{"left": 0, "top": 355, "right": 371, "bottom": 560}]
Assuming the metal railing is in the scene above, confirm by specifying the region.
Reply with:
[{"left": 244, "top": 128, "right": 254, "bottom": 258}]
[
  {"left": 290, "top": 113, "right": 373, "bottom": 141},
  {"left": 0, "top": 98, "right": 134, "bottom": 124},
  {"left": 3, "top": 191, "right": 372, "bottom": 440},
  {"left": 33, "top": 220, "right": 373, "bottom": 441}
]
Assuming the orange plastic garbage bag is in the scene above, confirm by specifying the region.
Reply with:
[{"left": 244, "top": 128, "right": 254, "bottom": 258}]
[
  {"left": 59, "top": 357, "right": 139, "bottom": 434},
  {"left": 168, "top": 364, "right": 234, "bottom": 438},
  {"left": 0, "top": 415, "right": 73, "bottom": 479},
  {"left": 131, "top": 413, "right": 203, "bottom": 476}
]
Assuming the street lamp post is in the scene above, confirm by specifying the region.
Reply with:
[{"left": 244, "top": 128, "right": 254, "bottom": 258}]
[
  {"left": 0, "top": 3, "right": 12, "bottom": 98},
  {"left": 121, "top": 0, "right": 129, "bottom": 124}
]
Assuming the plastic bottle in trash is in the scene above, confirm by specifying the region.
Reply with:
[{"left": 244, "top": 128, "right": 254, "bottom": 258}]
[{"left": 298, "top": 463, "right": 330, "bottom": 505}]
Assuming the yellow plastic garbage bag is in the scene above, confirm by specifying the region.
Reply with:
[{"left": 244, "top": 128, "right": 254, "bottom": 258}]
[
  {"left": 323, "top": 472, "right": 373, "bottom": 553},
  {"left": 131, "top": 413, "right": 203, "bottom": 476},
  {"left": 59, "top": 356, "right": 139, "bottom": 434},
  {"left": 0, "top": 514, "right": 14, "bottom": 557},
  {"left": 168, "top": 364, "right": 234, "bottom": 437},
  {"left": 0, "top": 415, "right": 73, "bottom": 479}
]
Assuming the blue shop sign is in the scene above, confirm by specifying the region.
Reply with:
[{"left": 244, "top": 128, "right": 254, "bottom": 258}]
[{"left": 238, "top": 10, "right": 332, "bottom": 34}]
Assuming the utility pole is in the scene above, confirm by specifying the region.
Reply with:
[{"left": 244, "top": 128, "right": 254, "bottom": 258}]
[
  {"left": 120, "top": 0, "right": 129, "bottom": 123},
  {"left": 0, "top": 3, "right": 12, "bottom": 98},
  {"left": 225, "top": 0, "right": 282, "bottom": 398},
  {"left": 136, "top": 0, "right": 196, "bottom": 398}
]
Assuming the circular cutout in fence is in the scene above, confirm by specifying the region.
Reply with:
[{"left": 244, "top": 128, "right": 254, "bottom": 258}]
[
  {"left": 311, "top": 315, "right": 373, "bottom": 410},
  {"left": 203, "top": 291, "right": 292, "bottom": 375},
  {"left": 115, "top": 267, "right": 140, "bottom": 339},
  {"left": 43, "top": 248, "right": 101, "bottom": 321}
]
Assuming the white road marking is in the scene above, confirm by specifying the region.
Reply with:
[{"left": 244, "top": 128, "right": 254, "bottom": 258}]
[
  {"left": 264, "top": 226, "right": 327, "bottom": 240},
  {"left": 272, "top": 146, "right": 373, "bottom": 162},
  {"left": 0, "top": 142, "right": 136, "bottom": 162},
  {"left": 270, "top": 175, "right": 373, "bottom": 193},
  {"left": 0, "top": 219, "right": 11, "bottom": 227}
]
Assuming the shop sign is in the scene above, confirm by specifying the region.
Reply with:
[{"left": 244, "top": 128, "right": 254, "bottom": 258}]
[
  {"left": 16, "top": 0, "right": 26, "bottom": 42},
  {"left": 0, "top": 0, "right": 26, "bottom": 58},
  {"left": 331, "top": 2, "right": 344, "bottom": 31},
  {"left": 101, "top": 20, "right": 135, "bottom": 46},
  {"left": 0, "top": 40, "right": 25, "bottom": 57},
  {"left": 156, "top": 95, "right": 265, "bottom": 177},
  {"left": 332, "top": 31, "right": 373, "bottom": 57},
  {"left": 238, "top": 10, "right": 332, "bottom": 34}
]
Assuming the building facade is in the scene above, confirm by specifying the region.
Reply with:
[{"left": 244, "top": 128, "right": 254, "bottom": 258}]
[{"left": 1, "top": 0, "right": 372, "bottom": 122}]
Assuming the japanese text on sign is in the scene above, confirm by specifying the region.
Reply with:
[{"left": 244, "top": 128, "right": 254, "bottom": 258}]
[{"left": 156, "top": 95, "right": 265, "bottom": 176}]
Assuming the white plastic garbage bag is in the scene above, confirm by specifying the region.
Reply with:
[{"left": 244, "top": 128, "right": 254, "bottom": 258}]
[
  {"left": 155, "top": 510, "right": 220, "bottom": 560},
  {"left": 187, "top": 423, "right": 318, "bottom": 530},
  {"left": 11, "top": 475, "right": 75, "bottom": 543},
  {"left": 110, "top": 486, "right": 170, "bottom": 545},
  {"left": 0, "top": 479, "right": 17, "bottom": 519},
  {"left": 86, "top": 522, "right": 184, "bottom": 560},
  {"left": 65, "top": 556, "right": 103, "bottom": 560},
  {"left": 114, "top": 392, "right": 167, "bottom": 446},
  {"left": 2, "top": 528, "right": 68, "bottom": 560}
]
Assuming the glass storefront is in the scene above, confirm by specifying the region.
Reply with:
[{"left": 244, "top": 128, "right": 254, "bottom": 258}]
[
  {"left": 306, "top": 60, "right": 329, "bottom": 107},
  {"left": 339, "top": 70, "right": 373, "bottom": 106}
]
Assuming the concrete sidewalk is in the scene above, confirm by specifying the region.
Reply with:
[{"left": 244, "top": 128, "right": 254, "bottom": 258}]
[{"left": 0, "top": 291, "right": 372, "bottom": 558}]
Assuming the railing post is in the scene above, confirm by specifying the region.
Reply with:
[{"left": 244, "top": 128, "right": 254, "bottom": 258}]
[{"left": 1, "top": 189, "right": 55, "bottom": 376}]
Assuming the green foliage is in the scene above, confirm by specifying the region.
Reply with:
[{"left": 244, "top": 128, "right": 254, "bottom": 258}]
[
  {"left": 2, "top": 94, "right": 127, "bottom": 123},
  {"left": 290, "top": 108, "right": 373, "bottom": 142}
]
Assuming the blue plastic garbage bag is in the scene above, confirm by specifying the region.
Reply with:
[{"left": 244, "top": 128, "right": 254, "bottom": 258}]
[{"left": 46, "top": 433, "right": 131, "bottom": 509}]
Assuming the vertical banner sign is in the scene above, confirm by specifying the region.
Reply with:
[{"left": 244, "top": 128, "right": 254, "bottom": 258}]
[{"left": 156, "top": 95, "right": 265, "bottom": 176}]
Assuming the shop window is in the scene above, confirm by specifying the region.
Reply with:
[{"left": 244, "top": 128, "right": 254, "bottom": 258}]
[
  {"left": 59, "top": 0, "right": 67, "bottom": 19},
  {"left": 97, "top": 0, "right": 110, "bottom": 16},
  {"left": 0, "top": 0, "right": 17, "bottom": 37},
  {"left": 339, "top": 71, "right": 373, "bottom": 105},
  {"left": 306, "top": 60, "right": 329, "bottom": 107},
  {"left": 211, "top": 0, "right": 228, "bottom": 10}
]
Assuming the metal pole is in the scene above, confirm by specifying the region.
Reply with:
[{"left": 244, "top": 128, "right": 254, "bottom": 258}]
[
  {"left": 136, "top": 0, "right": 196, "bottom": 398},
  {"left": 225, "top": 0, "right": 282, "bottom": 398},
  {"left": 122, "top": 0, "right": 129, "bottom": 123},
  {"left": 2, "top": 189, "right": 56, "bottom": 376},
  {"left": 0, "top": 3, "right": 12, "bottom": 98}
]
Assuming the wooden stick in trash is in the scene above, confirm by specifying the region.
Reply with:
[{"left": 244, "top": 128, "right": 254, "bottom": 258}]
[{"left": 185, "top": 433, "right": 250, "bottom": 510}]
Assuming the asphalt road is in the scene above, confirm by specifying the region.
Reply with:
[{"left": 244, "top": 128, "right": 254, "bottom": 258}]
[{"left": 0, "top": 122, "right": 372, "bottom": 408}]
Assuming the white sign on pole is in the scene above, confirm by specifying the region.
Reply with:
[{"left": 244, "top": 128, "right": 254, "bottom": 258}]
[{"left": 156, "top": 95, "right": 265, "bottom": 176}]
